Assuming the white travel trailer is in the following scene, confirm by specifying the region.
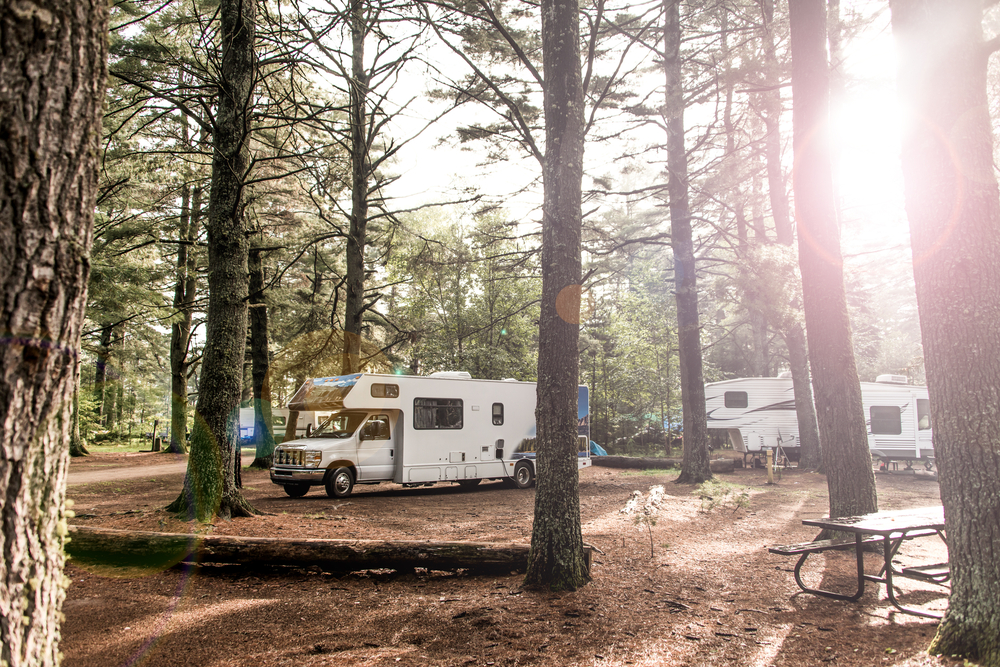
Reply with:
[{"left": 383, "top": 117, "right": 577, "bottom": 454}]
[
  {"left": 239, "top": 407, "right": 331, "bottom": 444},
  {"left": 269, "top": 372, "right": 592, "bottom": 498},
  {"left": 705, "top": 375, "right": 933, "bottom": 469}
]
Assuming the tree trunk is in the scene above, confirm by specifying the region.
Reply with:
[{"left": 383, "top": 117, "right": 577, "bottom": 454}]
[
  {"left": 664, "top": 0, "right": 711, "bottom": 485},
  {"left": 342, "top": 0, "right": 372, "bottom": 375},
  {"left": 760, "top": 0, "right": 820, "bottom": 470},
  {"left": 0, "top": 1, "right": 107, "bottom": 664},
  {"left": 891, "top": 1, "right": 1000, "bottom": 662},
  {"left": 788, "top": 0, "right": 876, "bottom": 519},
  {"left": 784, "top": 323, "right": 822, "bottom": 470},
  {"left": 94, "top": 324, "right": 113, "bottom": 424},
  {"left": 168, "top": 0, "right": 258, "bottom": 522},
  {"left": 168, "top": 155, "right": 201, "bottom": 455},
  {"left": 249, "top": 244, "right": 276, "bottom": 469},
  {"left": 523, "top": 0, "right": 589, "bottom": 592},
  {"left": 761, "top": 0, "right": 792, "bottom": 246},
  {"left": 68, "top": 526, "right": 592, "bottom": 574},
  {"left": 105, "top": 325, "right": 122, "bottom": 434},
  {"left": 70, "top": 359, "right": 89, "bottom": 457}
]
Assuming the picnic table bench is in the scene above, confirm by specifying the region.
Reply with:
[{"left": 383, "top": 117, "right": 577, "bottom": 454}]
[{"left": 769, "top": 506, "right": 949, "bottom": 619}]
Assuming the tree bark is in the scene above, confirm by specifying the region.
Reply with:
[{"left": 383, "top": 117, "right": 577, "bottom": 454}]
[
  {"left": 69, "top": 358, "right": 89, "bottom": 457},
  {"left": 523, "top": 0, "right": 589, "bottom": 592},
  {"left": 784, "top": 323, "right": 822, "bottom": 469},
  {"left": 249, "top": 244, "right": 276, "bottom": 469},
  {"left": 664, "top": 0, "right": 711, "bottom": 485},
  {"left": 759, "top": 0, "right": 821, "bottom": 470},
  {"left": 168, "top": 0, "right": 259, "bottom": 521},
  {"left": 0, "top": 1, "right": 108, "bottom": 664},
  {"left": 94, "top": 323, "right": 113, "bottom": 424},
  {"left": 891, "top": 1, "right": 1000, "bottom": 663},
  {"left": 788, "top": 0, "right": 877, "bottom": 520},
  {"left": 761, "top": 0, "right": 792, "bottom": 246},
  {"left": 342, "top": 0, "right": 372, "bottom": 375},
  {"left": 168, "top": 176, "right": 200, "bottom": 455}
]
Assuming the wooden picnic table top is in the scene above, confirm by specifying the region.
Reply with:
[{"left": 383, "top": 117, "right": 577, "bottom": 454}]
[{"left": 802, "top": 505, "right": 944, "bottom": 536}]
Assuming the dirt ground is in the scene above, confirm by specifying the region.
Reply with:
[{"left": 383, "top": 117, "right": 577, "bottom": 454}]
[{"left": 62, "top": 452, "right": 962, "bottom": 667}]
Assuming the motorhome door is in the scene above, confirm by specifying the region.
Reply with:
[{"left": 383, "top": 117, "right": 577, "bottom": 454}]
[{"left": 357, "top": 413, "right": 395, "bottom": 480}]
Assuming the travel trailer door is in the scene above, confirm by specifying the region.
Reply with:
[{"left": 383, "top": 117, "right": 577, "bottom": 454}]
[{"left": 356, "top": 413, "right": 395, "bottom": 481}]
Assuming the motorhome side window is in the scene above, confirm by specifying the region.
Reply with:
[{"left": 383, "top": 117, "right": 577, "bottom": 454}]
[
  {"left": 725, "top": 391, "right": 748, "bottom": 409},
  {"left": 492, "top": 403, "right": 504, "bottom": 426},
  {"left": 413, "top": 398, "right": 463, "bottom": 430},
  {"left": 870, "top": 406, "right": 902, "bottom": 435},
  {"left": 370, "top": 383, "right": 399, "bottom": 398},
  {"left": 917, "top": 399, "right": 931, "bottom": 430}
]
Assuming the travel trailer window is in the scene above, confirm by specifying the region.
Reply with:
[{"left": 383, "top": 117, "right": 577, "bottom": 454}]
[
  {"left": 413, "top": 398, "right": 463, "bottom": 430},
  {"left": 917, "top": 399, "right": 931, "bottom": 430},
  {"left": 725, "top": 391, "right": 748, "bottom": 409},
  {"left": 492, "top": 403, "right": 504, "bottom": 426},
  {"left": 310, "top": 411, "right": 367, "bottom": 438},
  {"left": 273, "top": 416, "right": 286, "bottom": 426},
  {"left": 363, "top": 414, "right": 391, "bottom": 439},
  {"left": 370, "top": 383, "right": 399, "bottom": 398},
  {"left": 870, "top": 406, "right": 902, "bottom": 435}
]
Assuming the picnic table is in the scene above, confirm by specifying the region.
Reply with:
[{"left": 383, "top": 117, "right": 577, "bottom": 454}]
[{"left": 770, "top": 506, "right": 949, "bottom": 619}]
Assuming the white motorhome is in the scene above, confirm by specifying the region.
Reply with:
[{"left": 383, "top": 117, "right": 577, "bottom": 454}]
[
  {"left": 239, "top": 407, "right": 331, "bottom": 444},
  {"left": 705, "top": 375, "right": 933, "bottom": 469},
  {"left": 269, "top": 372, "right": 592, "bottom": 498}
]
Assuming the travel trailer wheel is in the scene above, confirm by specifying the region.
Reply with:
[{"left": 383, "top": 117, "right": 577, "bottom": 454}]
[
  {"left": 326, "top": 467, "right": 354, "bottom": 498},
  {"left": 512, "top": 461, "right": 534, "bottom": 489},
  {"left": 283, "top": 483, "right": 310, "bottom": 498}
]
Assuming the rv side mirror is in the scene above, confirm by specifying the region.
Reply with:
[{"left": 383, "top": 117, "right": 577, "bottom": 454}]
[{"left": 360, "top": 423, "right": 375, "bottom": 441}]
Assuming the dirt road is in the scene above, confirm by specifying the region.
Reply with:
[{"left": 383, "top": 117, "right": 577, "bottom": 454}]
[{"left": 66, "top": 451, "right": 258, "bottom": 485}]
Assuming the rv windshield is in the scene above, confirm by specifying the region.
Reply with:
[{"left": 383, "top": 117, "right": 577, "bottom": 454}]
[{"left": 309, "top": 411, "right": 367, "bottom": 439}]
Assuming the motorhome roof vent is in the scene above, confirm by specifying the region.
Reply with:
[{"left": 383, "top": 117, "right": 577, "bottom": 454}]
[
  {"left": 428, "top": 371, "right": 473, "bottom": 379},
  {"left": 876, "top": 374, "right": 908, "bottom": 384}
]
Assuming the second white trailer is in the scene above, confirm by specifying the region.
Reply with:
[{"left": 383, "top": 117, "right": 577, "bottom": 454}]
[{"left": 705, "top": 375, "right": 933, "bottom": 469}]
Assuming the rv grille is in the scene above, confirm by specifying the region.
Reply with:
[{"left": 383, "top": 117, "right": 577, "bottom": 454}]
[{"left": 275, "top": 447, "right": 304, "bottom": 467}]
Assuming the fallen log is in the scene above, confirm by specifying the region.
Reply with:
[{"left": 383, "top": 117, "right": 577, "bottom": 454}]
[
  {"left": 592, "top": 456, "right": 735, "bottom": 473},
  {"left": 67, "top": 526, "right": 590, "bottom": 574}
]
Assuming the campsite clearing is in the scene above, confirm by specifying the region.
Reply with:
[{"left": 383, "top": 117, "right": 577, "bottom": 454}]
[{"left": 62, "top": 452, "right": 960, "bottom": 667}]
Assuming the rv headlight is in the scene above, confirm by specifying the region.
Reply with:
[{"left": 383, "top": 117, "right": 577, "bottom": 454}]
[{"left": 303, "top": 451, "right": 323, "bottom": 468}]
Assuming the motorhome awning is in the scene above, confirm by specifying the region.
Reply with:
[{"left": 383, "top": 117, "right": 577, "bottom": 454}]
[{"left": 286, "top": 374, "right": 361, "bottom": 411}]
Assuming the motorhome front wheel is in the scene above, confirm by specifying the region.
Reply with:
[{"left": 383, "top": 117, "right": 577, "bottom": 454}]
[
  {"left": 283, "top": 483, "right": 309, "bottom": 498},
  {"left": 326, "top": 467, "right": 355, "bottom": 498}
]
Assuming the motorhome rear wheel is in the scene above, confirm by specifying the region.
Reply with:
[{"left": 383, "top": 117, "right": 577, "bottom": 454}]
[
  {"left": 326, "top": 467, "right": 354, "bottom": 498},
  {"left": 513, "top": 461, "right": 534, "bottom": 489}
]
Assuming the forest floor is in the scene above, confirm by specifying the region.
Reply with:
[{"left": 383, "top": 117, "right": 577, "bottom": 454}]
[{"left": 62, "top": 451, "right": 964, "bottom": 667}]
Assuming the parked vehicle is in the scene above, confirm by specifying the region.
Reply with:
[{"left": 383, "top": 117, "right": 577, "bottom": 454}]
[
  {"left": 239, "top": 407, "right": 331, "bottom": 445},
  {"left": 269, "top": 371, "right": 592, "bottom": 498},
  {"left": 705, "top": 375, "right": 933, "bottom": 470}
]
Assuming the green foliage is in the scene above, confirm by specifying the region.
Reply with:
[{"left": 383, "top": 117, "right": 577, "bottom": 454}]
[
  {"left": 386, "top": 209, "right": 541, "bottom": 379},
  {"left": 583, "top": 250, "right": 681, "bottom": 456},
  {"left": 696, "top": 479, "right": 751, "bottom": 513}
]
